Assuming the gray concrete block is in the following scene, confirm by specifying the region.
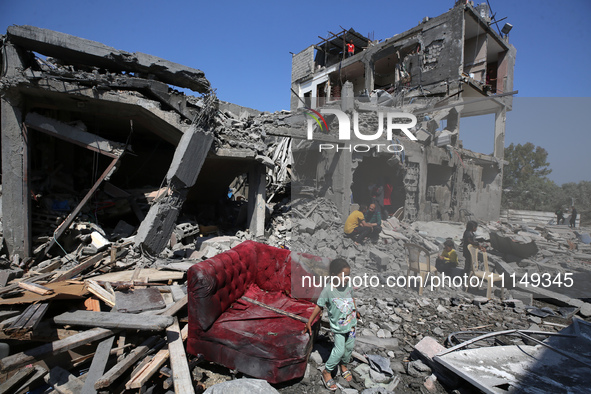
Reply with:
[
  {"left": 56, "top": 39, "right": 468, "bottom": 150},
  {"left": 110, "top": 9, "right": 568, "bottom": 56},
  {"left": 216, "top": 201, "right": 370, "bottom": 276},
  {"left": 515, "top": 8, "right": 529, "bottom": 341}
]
[
  {"left": 298, "top": 219, "right": 316, "bottom": 235},
  {"left": 166, "top": 126, "right": 213, "bottom": 188},
  {"left": 370, "top": 248, "right": 390, "bottom": 269},
  {"left": 510, "top": 289, "right": 533, "bottom": 305}
]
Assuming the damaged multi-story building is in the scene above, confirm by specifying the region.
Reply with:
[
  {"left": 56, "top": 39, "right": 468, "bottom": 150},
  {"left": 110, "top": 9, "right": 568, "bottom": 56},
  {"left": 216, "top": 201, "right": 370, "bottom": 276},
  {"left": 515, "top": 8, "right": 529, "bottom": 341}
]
[
  {"left": 0, "top": 26, "right": 286, "bottom": 260},
  {"left": 289, "top": 0, "right": 516, "bottom": 223}
]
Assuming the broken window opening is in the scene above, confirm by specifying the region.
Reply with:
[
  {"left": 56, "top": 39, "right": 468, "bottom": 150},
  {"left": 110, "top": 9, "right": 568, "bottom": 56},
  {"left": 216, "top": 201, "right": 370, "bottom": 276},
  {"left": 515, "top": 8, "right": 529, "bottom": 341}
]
[
  {"left": 303, "top": 91, "right": 312, "bottom": 108},
  {"left": 463, "top": 17, "right": 487, "bottom": 85},
  {"left": 426, "top": 164, "right": 454, "bottom": 221},
  {"left": 316, "top": 82, "right": 327, "bottom": 108},
  {"left": 481, "top": 164, "right": 500, "bottom": 188},
  {"left": 292, "top": 148, "right": 322, "bottom": 198},
  {"left": 458, "top": 113, "right": 495, "bottom": 155}
]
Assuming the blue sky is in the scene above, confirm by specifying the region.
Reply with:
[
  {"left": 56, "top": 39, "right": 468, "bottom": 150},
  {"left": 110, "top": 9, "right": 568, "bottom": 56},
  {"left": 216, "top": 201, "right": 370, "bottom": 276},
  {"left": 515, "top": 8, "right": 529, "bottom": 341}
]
[{"left": 1, "top": 0, "right": 590, "bottom": 184}]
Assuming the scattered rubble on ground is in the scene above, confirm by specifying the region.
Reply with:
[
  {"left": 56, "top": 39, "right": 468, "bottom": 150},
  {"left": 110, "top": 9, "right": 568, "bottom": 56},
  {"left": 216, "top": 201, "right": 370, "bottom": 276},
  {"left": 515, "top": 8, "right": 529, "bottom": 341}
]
[{"left": 1, "top": 189, "right": 590, "bottom": 392}]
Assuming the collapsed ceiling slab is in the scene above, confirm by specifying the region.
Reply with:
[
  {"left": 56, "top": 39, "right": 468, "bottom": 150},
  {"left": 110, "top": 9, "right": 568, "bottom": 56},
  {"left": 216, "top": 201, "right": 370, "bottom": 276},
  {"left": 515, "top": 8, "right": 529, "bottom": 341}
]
[{"left": 6, "top": 25, "right": 210, "bottom": 93}]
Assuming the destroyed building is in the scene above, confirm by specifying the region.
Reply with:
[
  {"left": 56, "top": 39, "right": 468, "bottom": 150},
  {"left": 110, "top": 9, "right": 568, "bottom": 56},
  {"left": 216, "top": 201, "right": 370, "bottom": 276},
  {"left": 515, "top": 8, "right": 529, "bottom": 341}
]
[
  {"left": 289, "top": 0, "right": 516, "bottom": 223},
  {"left": 0, "top": 25, "right": 291, "bottom": 260}
]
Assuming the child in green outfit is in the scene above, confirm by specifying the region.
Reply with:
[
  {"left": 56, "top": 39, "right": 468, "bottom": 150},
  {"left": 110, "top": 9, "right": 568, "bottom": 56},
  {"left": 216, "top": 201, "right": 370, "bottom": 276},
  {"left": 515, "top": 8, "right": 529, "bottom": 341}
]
[{"left": 304, "top": 258, "right": 360, "bottom": 391}]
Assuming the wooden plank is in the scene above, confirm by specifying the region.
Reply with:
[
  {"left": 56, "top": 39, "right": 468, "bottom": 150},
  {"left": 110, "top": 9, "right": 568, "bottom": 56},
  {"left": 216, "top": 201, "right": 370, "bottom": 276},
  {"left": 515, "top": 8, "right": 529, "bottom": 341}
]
[
  {"left": 51, "top": 252, "right": 108, "bottom": 283},
  {"left": 54, "top": 311, "right": 173, "bottom": 331},
  {"left": 90, "top": 269, "right": 184, "bottom": 283},
  {"left": 0, "top": 273, "right": 53, "bottom": 296},
  {"left": 126, "top": 349, "right": 168, "bottom": 390},
  {"left": 7, "top": 365, "right": 48, "bottom": 394},
  {"left": 167, "top": 318, "right": 194, "bottom": 394},
  {"left": 36, "top": 259, "right": 63, "bottom": 273},
  {"left": 0, "top": 365, "right": 36, "bottom": 393},
  {"left": 85, "top": 280, "right": 115, "bottom": 307},
  {"left": 44, "top": 366, "right": 84, "bottom": 394},
  {"left": 81, "top": 335, "right": 115, "bottom": 394},
  {"left": 94, "top": 336, "right": 159, "bottom": 390},
  {"left": 242, "top": 296, "right": 308, "bottom": 323},
  {"left": 116, "top": 333, "right": 126, "bottom": 361},
  {"left": 7, "top": 302, "right": 49, "bottom": 333},
  {"left": 18, "top": 282, "right": 53, "bottom": 295},
  {"left": 166, "top": 317, "right": 195, "bottom": 394},
  {"left": 110, "top": 245, "right": 117, "bottom": 263},
  {"left": 126, "top": 324, "right": 189, "bottom": 390},
  {"left": 0, "top": 327, "right": 114, "bottom": 372}
]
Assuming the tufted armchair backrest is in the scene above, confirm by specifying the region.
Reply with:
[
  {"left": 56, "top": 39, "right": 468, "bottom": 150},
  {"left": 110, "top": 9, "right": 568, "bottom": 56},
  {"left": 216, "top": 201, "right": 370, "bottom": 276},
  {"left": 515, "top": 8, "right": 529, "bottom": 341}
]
[
  {"left": 252, "top": 243, "right": 291, "bottom": 293},
  {"left": 187, "top": 241, "right": 292, "bottom": 331}
]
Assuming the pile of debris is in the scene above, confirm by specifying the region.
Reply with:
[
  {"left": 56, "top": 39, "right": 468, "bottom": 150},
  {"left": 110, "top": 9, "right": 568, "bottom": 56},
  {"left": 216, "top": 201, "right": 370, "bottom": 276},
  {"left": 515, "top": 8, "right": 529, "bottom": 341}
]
[{"left": 1, "top": 190, "right": 591, "bottom": 393}]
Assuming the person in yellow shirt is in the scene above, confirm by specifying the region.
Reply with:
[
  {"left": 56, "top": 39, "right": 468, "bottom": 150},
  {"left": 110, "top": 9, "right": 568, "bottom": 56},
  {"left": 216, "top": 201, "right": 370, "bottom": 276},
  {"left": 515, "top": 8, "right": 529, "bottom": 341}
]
[
  {"left": 344, "top": 205, "right": 375, "bottom": 244},
  {"left": 435, "top": 239, "right": 459, "bottom": 276}
]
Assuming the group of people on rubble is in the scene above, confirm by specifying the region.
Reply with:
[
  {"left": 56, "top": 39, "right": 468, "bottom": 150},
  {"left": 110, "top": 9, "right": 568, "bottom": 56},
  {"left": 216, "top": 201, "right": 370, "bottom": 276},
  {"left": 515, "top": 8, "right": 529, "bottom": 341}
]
[
  {"left": 343, "top": 201, "right": 487, "bottom": 278},
  {"left": 309, "top": 215, "right": 487, "bottom": 390},
  {"left": 555, "top": 206, "right": 578, "bottom": 228}
]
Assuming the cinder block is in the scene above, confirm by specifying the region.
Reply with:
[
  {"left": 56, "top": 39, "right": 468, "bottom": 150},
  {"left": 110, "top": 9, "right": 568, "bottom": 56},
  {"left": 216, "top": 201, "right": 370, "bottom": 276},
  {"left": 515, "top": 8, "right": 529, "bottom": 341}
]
[
  {"left": 511, "top": 289, "right": 533, "bottom": 306},
  {"left": 370, "top": 248, "right": 390, "bottom": 270},
  {"left": 413, "top": 336, "right": 445, "bottom": 361}
]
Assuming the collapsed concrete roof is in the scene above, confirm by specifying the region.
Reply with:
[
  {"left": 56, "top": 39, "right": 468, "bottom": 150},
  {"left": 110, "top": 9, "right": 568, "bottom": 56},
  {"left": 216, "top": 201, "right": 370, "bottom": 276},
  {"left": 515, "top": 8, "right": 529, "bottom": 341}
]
[{"left": 6, "top": 25, "right": 210, "bottom": 93}]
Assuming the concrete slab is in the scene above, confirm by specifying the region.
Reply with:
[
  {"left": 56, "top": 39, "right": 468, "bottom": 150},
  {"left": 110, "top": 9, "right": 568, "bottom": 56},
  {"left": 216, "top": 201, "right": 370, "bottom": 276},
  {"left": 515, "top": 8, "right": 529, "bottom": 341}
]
[{"left": 7, "top": 25, "right": 210, "bottom": 93}]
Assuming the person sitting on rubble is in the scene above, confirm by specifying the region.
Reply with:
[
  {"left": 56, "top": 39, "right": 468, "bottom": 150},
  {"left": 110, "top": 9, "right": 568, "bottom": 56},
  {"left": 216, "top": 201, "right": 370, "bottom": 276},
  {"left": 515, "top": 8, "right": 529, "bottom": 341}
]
[
  {"left": 435, "top": 239, "right": 461, "bottom": 276},
  {"left": 366, "top": 203, "right": 382, "bottom": 244},
  {"left": 461, "top": 220, "right": 485, "bottom": 275},
  {"left": 304, "top": 258, "right": 360, "bottom": 391},
  {"left": 344, "top": 205, "right": 375, "bottom": 244}
]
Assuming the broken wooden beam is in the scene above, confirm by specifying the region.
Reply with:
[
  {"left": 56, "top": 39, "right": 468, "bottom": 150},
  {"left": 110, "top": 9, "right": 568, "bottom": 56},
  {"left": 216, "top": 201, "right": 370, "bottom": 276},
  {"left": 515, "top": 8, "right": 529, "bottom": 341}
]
[
  {"left": 0, "top": 327, "right": 115, "bottom": 372},
  {"left": 7, "top": 25, "right": 210, "bottom": 93},
  {"left": 126, "top": 322, "right": 189, "bottom": 390},
  {"left": 166, "top": 318, "right": 194, "bottom": 394},
  {"left": 94, "top": 336, "right": 159, "bottom": 390},
  {"left": 53, "top": 311, "right": 173, "bottom": 331},
  {"left": 18, "top": 282, "right": 53, "bottom": 295},
  {"left": 51, "top": 252, "right": 108, "bottom": 283},
  {"left": 85, "top": 279, "right": 116, "bottom": 307},
  {"left": 0, "top": 365, "right": 37, "bottom": 393}
]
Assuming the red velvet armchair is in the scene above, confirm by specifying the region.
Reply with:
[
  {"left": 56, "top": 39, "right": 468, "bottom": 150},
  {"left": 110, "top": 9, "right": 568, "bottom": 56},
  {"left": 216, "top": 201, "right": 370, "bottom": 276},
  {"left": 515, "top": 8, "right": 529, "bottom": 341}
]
[{"left": 187, "top": 241, "right": 323, "bottom": 383}]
